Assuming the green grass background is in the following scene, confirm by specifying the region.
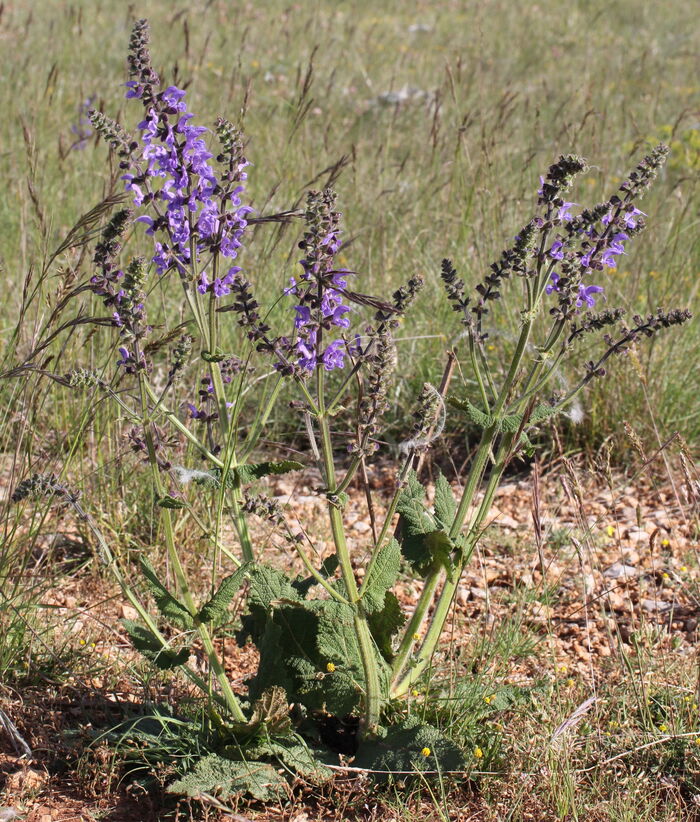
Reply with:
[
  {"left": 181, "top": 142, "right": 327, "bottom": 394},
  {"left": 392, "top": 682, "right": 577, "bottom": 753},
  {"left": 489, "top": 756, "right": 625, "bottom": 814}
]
[{"left": 0, "top": 0, "right": 698, "bottom": 447}]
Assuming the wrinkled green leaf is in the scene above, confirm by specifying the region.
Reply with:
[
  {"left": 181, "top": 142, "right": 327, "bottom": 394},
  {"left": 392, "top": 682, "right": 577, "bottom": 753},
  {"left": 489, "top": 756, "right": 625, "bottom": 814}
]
[
  {"left": 354, "top": 716, "right": 466, "bottom": 779},
  {"left": 368, "top": 591, "right": 406, "bottom": 661},
  {"left": 122, "top": 620, "right": 190, "bottom": 670},
  {"left": 167, "top": 753, "right": 285, "bottom": 801},
  {"left": 292, "top": 554, "right": 339, "bottom": 597},
  {"left": 360, "top": 538, "right": 401, "bottom": 614},
  {"left": 139, "top": 558, "right": 193, "bottom": 630},
  {"left": 156, "top": 494, "right": 186, "bottom": 509},
  {"left": 197, "top": 564, "right": 249, "bottom": 625},
  {"left": 247, "top": 735, "right": 334, "bottom": 782},
  {"left": 396, "top": 475, "right": 454, "bottom": 577},
  {"left": 235, "top": 460, "right": 304, "bottom": 484},
  {"left": 433, "top": 472, "right": 456, "bottom": 532},
  {"left": 248, "top": 686, "right": 292, "bottom": 735}
]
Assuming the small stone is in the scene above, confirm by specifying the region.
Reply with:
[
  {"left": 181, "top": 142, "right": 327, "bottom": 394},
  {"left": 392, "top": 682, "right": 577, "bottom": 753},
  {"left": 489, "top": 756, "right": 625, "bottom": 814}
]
[
  {"left": 351, "top": 520, "right": 371, "bottom": 534},
  {"left": 621, "top": 548, "right": 640, "bottom": 565},
  {"left": 456, "top": 588, "right": 469, "bottom": 607},
  {"left": 120, "top": 604, "right": 139, "bottom": 620},
  {"left": 641, "top": 598, "right": 672, "bottom": 614},
  {"left": 603, "top": 563, "right": 638, "bottom": 580},
  {"left": 470, "top": 587, "right": 488, "bottom": 600}
]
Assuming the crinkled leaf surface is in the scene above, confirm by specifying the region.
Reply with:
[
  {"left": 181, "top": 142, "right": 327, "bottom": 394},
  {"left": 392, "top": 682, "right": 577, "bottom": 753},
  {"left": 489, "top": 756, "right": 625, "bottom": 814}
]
[
  {"left": 360, "top": 538, "right": 401, "bottom": 614},
  {"left": 139, "top": 558, "right": 193, "bottom": 629},
  {"left": 167, "top": 753, "right": 285, "bottom": 801},
  {"left": 122, "top": 620, "right": 190, "bottom": 670},
  {"left": 197, "top": 563, "right": 249, "bottom": 625},
  {"left": 368, "top": 591, "right": 406, "bottom": 661},
  {"left": 433, "top": 472, "right": 456, "bottom": 532},
  {"left": 354, "top": 716, "right": 466, "bottom": 778},
  {"left": 235, "top": 460, "right": 304, "bottom": 484}
]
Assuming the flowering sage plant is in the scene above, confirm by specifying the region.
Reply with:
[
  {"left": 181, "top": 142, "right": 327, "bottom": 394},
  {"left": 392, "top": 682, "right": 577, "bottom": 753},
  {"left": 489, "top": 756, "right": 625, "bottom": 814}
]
[{"left": 12, "top": 19, "right": 691, "bottom": 795}]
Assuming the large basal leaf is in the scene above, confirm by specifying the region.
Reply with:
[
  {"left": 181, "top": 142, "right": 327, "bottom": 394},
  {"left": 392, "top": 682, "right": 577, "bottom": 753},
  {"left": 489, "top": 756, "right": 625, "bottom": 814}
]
[
  {"left": 167, "top": 753, "right": 285, "bottom": 801},
  {"left": 139, "top": 558, "right": 193, "bottom": 630},
  {"left": 315, "top": 601, "right": 390, "bottom": 717},
  {"left": 122, "top": 620, "right": 190, "bottom": 670},
  {"left": 246, "top": 735, "right": 334, "bottom": 782},
  {"left": 353, "top": 716, "right": 466, "bottom": 779},
  {"left": 360, "top": 538, "right": 401, "bottom": 614},
  {"left": 197, "top": 564, "right": 249, "bottom": 625}
]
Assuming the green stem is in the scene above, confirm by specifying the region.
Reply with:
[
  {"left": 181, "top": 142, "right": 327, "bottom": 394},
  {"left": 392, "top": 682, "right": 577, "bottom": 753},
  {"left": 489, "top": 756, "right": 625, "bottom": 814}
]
[
  {"left": 316, "top": 374, "right": 382, "bottom": 735},
  {"left": 137, "top": 368, "right": 246, "bottom": 721},
  {"left": 391, "top": 430, "right": 515, "bottom": 697}
]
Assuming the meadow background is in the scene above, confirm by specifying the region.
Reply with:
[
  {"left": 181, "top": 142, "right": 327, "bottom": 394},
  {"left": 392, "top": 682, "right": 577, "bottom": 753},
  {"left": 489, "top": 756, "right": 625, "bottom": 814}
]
[
  {"left": 1, "top": 1, "right": 699, "bottom": 819},
  {"left": 1, "top": 0, "right": 698, "bottom": 449}
]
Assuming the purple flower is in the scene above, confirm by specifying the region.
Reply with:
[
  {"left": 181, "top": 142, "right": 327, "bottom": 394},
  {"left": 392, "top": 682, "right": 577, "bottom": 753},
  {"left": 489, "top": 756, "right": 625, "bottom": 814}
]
[
  {"left": 576, "top": 284, "right": 604, "bottom": 308},
  {"left": 322, "top": 340, "right": 346, "bottom": 371},
  {"left": 557, "top": 201, "right": 577, "bottom": 221},
  {"left": 162, "top": 86, "right": 187, "bottom": 111},
  {"left": 124, "top": 81, "right": 142, "bottom": 99},
  {"left": 623, "top": 206, "right": 646, "bottom": 229},
  {"left": 187, "top": 403, "right": 208, "bottom": 420},
  {"left": 294, "top": 305, "right": 312, "bottom": 329},
  {"left": 580, "top": 252, "right": 593, "bottom": 269},
  {"left": 549, "top": 241, "right": 565, "bottom": 261},
  {"left": 545, "top": 271, "right": 560, "bottom": 294}
]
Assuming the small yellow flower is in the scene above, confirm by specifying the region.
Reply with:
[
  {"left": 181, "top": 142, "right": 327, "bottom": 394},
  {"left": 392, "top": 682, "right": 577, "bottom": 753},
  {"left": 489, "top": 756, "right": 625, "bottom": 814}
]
[
  {"left": 681, "top": 566, "right": 688, "bottom": 573},
  {"left": 557, "top": 663, "right": 568, "bottom": 673},
  {"left": 79, "top": 639, "right": 86, "bottom": 646},
  {"left": 326, "top": 662, "right": 336, "bottom": 673},
  {"left": 413, "top": 633, "right": 421, "bottom": 641},
  {"left": 483, "top": 695, "right": 492, "bottom": 704},
  {"left": 411, "top": 689, "right": 420, "bottom": 697},
  {"left": 694, "top": 736, "right": 700, "bottom": 745},
  {"left": 566, "top": 678, "right": 575, "bottom": 688},
  {"left": 659, "top": 724, "right": 668, "bottom": 732},
  {"left": 661, "top": 538, "right": 670, "bottom": 547},
  {"left": 606, "top": 525, "right": 615, "bottom": 537},
  {"left": 420, "top": 747, "right": 431, "bottom": 757},
  {"left": 473, "top": 747, "right": 484, "bottom": 759}
]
